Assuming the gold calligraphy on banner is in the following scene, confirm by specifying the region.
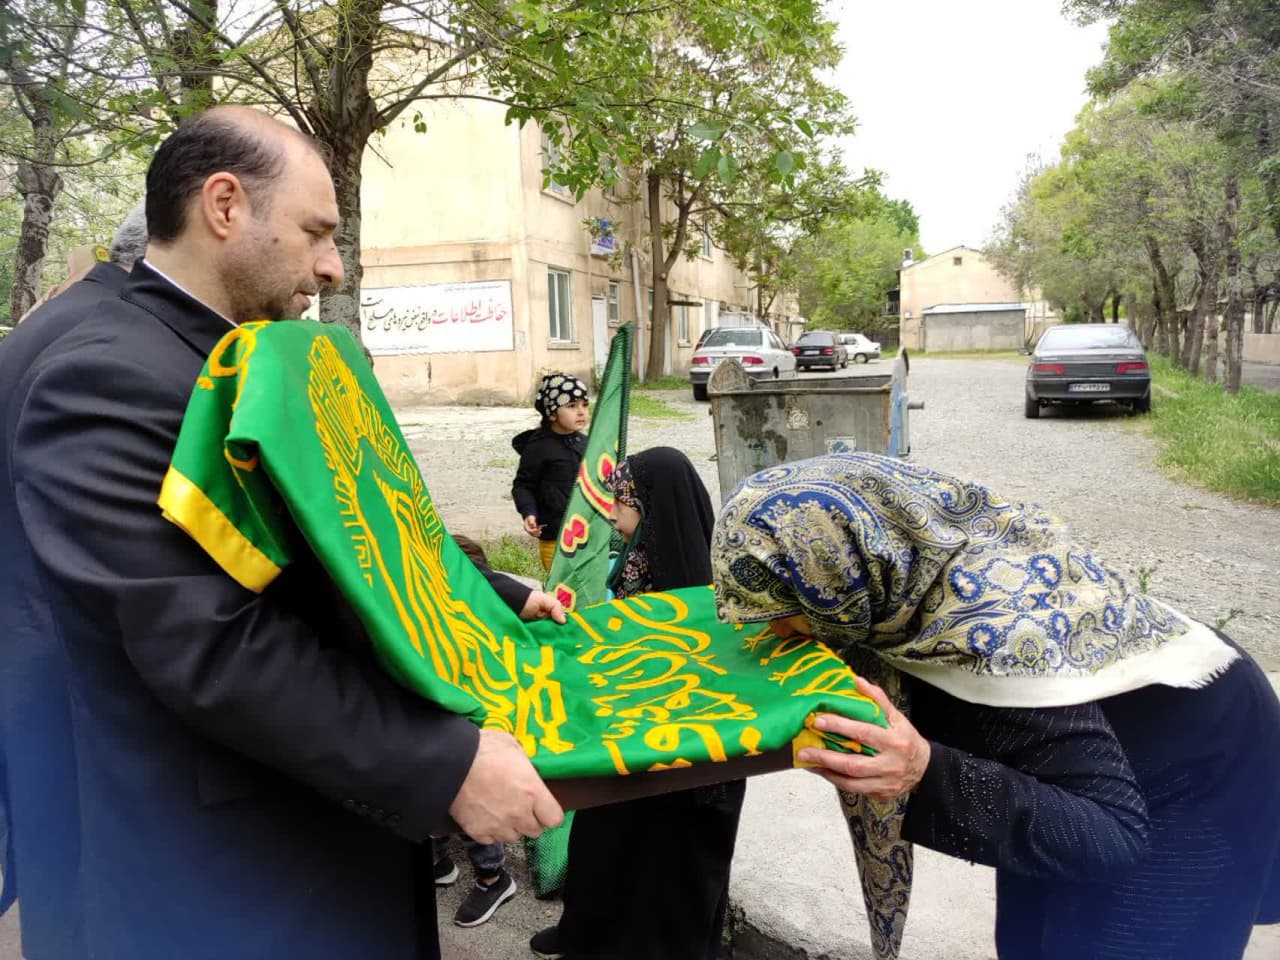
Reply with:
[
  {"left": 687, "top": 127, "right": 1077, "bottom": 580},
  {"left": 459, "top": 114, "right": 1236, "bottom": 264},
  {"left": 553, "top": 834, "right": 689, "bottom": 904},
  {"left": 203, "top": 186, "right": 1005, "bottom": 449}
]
[{"left": 304, "top": 334, "right": 876, "bottom": 771}]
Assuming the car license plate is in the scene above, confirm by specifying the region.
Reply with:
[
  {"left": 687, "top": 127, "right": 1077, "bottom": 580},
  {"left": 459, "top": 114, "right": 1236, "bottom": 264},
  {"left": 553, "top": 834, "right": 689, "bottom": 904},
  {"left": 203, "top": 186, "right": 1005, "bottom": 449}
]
[
  {"left": 1068, "top": 382, "right": 1110, "bottom": 393},
  {"left": 803, "top": 349, "right": 819, "bottom": 355}
]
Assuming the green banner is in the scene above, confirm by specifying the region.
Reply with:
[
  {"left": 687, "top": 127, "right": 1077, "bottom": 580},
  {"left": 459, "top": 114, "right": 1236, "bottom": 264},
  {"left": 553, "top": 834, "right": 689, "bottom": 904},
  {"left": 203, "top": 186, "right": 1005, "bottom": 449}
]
[
  {"left": 545, "top": 323, "right": 631, "bottom": 611},
  {"left": 159, "top": 321, "right": 884, "bottom": 780}
]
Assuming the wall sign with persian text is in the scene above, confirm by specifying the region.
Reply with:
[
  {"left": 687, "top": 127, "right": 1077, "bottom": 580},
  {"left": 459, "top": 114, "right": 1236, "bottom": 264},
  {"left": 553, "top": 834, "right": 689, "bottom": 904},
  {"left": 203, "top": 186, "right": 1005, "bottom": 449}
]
[{"left": 360, "top": 280, "right": 515, "bottom": 355}]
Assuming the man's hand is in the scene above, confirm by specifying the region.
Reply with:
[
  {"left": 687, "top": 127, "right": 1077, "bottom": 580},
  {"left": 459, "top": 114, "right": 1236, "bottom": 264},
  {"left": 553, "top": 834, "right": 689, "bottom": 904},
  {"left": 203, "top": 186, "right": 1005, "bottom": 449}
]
[
  {"left": 520, "top": 590, "right": 567, "bottom": 624},
  {"left": 522, "top": 515, "right": 544, "bottom": 537},
  {"left": 448, "top": 730, "right": 564, "bottom": 844}
]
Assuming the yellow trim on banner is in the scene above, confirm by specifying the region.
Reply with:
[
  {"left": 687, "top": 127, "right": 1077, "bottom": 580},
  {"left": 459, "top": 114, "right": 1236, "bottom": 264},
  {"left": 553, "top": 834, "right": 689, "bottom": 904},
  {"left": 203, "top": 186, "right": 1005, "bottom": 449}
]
[{"left": 158, "top": 467, "right": 282, "bottom": 593}]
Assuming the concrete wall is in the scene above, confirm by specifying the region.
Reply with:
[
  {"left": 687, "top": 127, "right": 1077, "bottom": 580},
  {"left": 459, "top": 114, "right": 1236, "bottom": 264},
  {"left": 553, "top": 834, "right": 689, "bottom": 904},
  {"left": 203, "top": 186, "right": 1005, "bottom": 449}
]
[
  {"left": 360, "top": 101, "right": 533, "bottom": 407},
  {"left": 922, "top": 310, "right": 1025, "bottom": 352},
  {"left": 1245, "top": 332, "right": 1280, "bottom": 365},
  {"left": 358, "top": 98, "right": 773, "bottom": 406},
  {"left": 899, "top": 247, "right": 1055, "bottom": 349}
]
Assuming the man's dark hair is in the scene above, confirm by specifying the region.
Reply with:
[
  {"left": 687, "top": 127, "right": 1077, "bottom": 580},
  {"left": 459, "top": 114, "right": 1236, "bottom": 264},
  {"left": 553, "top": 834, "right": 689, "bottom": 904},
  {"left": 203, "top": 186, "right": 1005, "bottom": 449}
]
[{"left": 145, "top": 111, "right": 286, "bottom": 244}]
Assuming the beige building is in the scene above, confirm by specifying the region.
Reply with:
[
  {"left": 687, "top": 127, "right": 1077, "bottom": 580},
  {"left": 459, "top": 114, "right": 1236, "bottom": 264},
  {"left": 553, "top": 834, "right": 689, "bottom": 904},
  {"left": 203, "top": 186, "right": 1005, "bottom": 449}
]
[
  {"left": 899, "top": 246, "right": 1055, "bottom": 350},
  {"left": 353, "top": 98, "right": 786, "bottom": 407}
]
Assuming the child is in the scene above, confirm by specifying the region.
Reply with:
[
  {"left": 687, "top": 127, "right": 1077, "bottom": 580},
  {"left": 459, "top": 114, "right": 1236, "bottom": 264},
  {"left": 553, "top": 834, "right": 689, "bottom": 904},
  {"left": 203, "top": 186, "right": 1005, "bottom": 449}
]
[
  {"left": 512, "top": 373, "right": 589, "bottom": 571},
  {"left": 529, "top": 447, "right": 747, "bottom": 960},
  {"left": 431, "top": 532, "right": 519, "bottom": 928}
]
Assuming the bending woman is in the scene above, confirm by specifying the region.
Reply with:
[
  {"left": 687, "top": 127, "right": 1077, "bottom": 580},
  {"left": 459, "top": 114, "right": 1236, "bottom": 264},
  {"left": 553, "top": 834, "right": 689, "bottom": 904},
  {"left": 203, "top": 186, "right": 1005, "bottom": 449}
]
[{"left": 710, "top": 453, "right": 1280, "bottom": 960}]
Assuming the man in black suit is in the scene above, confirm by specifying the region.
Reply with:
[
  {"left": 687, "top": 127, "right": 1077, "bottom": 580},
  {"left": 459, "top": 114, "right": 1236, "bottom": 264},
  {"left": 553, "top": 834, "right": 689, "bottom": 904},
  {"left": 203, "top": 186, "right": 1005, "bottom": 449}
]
[{"left": 0, "top": 106, "right": 564, "bottom": 959}]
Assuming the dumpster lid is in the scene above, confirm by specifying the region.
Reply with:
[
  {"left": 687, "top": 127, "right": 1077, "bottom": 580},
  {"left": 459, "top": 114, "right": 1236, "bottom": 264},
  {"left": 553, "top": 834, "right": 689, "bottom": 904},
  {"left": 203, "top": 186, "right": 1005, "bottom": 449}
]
[{"left": 707, "top": 358, "right": 892, "bottom": 395}]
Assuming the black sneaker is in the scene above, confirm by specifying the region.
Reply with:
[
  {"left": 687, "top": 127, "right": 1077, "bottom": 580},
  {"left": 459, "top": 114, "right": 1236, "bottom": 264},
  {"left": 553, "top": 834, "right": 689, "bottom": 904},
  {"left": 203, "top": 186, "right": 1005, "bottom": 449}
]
[
  {"left": 432, "top": 854, "right": 459, "bottom": 886},
  {"left": 453, "top": 869, "right": 517, "bottom": 927},
  {"left": 529, "top": 924, "right": 564, "bottom": 958}
]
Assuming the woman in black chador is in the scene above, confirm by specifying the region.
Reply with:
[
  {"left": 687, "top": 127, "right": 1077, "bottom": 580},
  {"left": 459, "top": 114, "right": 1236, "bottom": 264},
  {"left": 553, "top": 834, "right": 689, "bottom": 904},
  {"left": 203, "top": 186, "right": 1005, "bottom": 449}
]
[{"left": 531, "top": 447, "right": 746, "bottom": 960}]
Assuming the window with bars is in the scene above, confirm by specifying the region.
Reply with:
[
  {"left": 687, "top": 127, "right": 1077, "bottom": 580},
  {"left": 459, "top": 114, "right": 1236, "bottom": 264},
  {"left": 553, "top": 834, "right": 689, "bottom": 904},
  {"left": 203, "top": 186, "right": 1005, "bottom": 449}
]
[{"left": 548, "top": 269, "right": 572, "bottom": 341}]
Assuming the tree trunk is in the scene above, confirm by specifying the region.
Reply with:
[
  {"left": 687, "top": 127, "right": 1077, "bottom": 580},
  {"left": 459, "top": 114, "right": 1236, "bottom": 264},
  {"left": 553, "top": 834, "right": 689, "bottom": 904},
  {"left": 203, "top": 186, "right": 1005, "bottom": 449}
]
[
  {"left": 645, "top": 170, "right": 670, "bottom": 380},
  {"left": 173, "top": 0, "right": 220, "bottom": 114},
  {"left": 1145, "top": 237, "right": 1178, "bottom": 359},
  {"left": 1203, "top": 313, "right": 1219, "bottom": 383},
  {"left": 319, "top": 129, "right": 367, "bottom": 340},
  {"left": 643, "top": 171, "right": 696, "bottom": 380},
  {"left": 11, "top": 158, "right": 63, "bottom": 322},
  {"left": 1248, "top": 267, "right": 1264, "bottom": 334},
  {"left": 1184, "top": 284, "right": 1214, "bottom": 377},
  {"left": 1082, "top": 292, "right": 1104, "bottom": 323},
  {"left": 1221, "top": 175, "right": 1245, "bottom": 394},
  {"left": 1182, "top": 230, "right": 1216, "bottom": 375},
  {"left": 8, "top": 67, "right": 63, "bottom": 323},
  {"left": 1267, "top": 298, "right": 1278, "bottom": 335},
  {"left": 1172, "top": 310, "right": 1187, "bottom": 365},
  {"left": 311, "top": 0, "right": 381, "bottom": 342},
  {"left": 1150, "top": 277, "right": 1167, "bottom": 354}
]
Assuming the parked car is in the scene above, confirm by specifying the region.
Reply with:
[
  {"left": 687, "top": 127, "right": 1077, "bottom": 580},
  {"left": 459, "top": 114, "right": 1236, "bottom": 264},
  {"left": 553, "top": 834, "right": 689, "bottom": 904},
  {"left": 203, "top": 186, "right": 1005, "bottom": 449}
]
[
  {"left": 694, "top": 313, "right": 761, "bottom": 350},
  {"left": 836, "top": 332, "right": 881, "bottom": 363},
  {"left": 1024, "top": 323, "right": 1151, "bottom": 419},
  {"left": 689, "top": 325, "right": 797, "bottom": 400},
  {"left": 791, "top": 331, "right": 848, "bottom": 371}
]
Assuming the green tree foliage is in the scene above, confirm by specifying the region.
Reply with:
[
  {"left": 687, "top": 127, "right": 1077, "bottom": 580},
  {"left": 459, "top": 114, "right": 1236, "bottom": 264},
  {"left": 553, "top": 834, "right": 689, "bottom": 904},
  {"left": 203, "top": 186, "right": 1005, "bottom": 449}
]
[
  {"left": 78, "top": 0, "right": 855, "bottom": 349},
  {"left": 1063, "top": 0, "right": 1280, "bottom": 391},
  {"left": 527, "top": 0, "right": 855, "bottom": 378},
  {"left": 0, "top": 0, "right": 155, "bottom": 323},
  {"left": 788, "top": 191, "right": 921, "bottom": 337},
  {"left": 2, "top": 0, "right": 868, "bottom": 356}
]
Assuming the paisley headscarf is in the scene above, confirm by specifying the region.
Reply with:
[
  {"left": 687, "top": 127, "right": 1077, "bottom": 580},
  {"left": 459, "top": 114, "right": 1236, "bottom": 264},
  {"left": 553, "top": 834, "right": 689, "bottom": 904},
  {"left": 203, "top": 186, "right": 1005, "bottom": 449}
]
[{"left": 710, "top": 452, "right": 1236, "bottom": 958}]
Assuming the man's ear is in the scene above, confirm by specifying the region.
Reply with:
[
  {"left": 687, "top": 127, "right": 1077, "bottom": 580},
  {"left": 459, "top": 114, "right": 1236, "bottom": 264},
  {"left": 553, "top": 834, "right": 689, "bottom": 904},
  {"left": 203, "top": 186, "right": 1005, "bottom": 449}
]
[{"left": 199, "top": 172, "right": 247, "bottom": 240}]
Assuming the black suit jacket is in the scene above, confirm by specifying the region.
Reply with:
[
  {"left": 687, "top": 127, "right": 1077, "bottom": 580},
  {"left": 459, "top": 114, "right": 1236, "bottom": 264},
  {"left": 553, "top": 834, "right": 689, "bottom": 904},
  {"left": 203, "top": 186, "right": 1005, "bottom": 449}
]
[{"left": 0, "top": 261, "right": 518, "bottom": 958}]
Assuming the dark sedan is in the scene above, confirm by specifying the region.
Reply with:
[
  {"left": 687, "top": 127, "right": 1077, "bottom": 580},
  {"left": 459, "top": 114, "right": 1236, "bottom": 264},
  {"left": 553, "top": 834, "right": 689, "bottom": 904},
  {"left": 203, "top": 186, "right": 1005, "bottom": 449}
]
[
  {"left": 791, "top": 331, "right": 848, "bottom": 370},
  {"left": 1025, "top": 324, "right": 1151, "bottom": 418}
]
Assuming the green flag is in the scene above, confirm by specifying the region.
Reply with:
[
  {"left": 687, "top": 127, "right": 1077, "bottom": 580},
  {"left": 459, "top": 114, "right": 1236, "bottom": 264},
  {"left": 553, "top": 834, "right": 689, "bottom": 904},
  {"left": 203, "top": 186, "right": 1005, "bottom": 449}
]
[
  {"left": 545, "top": 323, "right": 631, "bottom": 611},
  {"left": 159, "top": 321, "right": 884, "bottom": 782},
  {"left": 531, "top": 323, "right": 629, "bottom": 893}
]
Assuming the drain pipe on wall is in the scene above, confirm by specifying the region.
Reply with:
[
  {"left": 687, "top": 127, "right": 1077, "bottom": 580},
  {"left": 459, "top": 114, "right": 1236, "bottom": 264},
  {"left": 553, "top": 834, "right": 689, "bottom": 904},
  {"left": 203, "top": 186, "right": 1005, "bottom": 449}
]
[{"left": 630, "top": 247, "right": 647, "bottom": 381}]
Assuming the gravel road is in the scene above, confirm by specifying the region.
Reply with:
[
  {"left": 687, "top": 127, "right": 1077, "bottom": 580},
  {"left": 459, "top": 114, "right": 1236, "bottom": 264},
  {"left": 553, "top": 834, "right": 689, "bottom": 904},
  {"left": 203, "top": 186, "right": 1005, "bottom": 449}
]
[{"left": 403, "top": 354, "right": 1279, "bottom": 669}]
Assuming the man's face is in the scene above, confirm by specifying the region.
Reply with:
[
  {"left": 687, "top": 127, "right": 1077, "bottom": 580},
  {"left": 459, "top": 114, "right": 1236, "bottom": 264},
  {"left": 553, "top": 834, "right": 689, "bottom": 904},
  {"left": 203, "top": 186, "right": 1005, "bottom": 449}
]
[{"left": 224, "top": 141, "right": 343, "bottom": 323}]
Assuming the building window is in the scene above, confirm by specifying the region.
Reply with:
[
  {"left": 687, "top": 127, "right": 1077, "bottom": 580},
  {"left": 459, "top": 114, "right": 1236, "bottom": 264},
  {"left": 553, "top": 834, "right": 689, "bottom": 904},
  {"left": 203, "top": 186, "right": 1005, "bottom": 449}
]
[
  {"left": 701, "top": 222, "right": 713, "bottom": 259},
  {"left": 676, "top": 300, "right": 689, "bottom": 342},
  {"left": 539, "top": 129, "right": 570, "bottom": 196},
  {"left": 952, "top": 255, "right": 963, "bottom": 266},
  {"left": 607, "top": 281, "right": 621, "bottom": 324},
  {"left": 548, "top": 268, "right": 572, "bottom": 341}
]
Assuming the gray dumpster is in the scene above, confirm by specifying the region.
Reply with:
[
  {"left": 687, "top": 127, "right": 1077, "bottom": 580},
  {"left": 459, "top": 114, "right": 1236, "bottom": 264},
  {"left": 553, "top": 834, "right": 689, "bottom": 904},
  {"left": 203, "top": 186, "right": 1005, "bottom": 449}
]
[{"left": 707, "top": 353, "right": 919, "bottom": 502}]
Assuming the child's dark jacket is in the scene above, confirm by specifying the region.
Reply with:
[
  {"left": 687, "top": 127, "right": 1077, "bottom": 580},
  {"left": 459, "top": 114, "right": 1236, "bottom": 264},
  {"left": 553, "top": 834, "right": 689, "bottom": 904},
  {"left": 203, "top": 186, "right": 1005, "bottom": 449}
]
[{"left": 511, "top": 427, "right": 586, "bottom": 542}]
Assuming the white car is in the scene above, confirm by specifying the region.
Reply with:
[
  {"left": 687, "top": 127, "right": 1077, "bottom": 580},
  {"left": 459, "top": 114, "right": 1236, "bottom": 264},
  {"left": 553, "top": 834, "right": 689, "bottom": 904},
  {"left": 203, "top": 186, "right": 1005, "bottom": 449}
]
[
  {"left": 689, "top": 326, "right": 797, "bottom": 400},
  {"left": 836, "top": 332, "right": 881, "bottom": 363}
]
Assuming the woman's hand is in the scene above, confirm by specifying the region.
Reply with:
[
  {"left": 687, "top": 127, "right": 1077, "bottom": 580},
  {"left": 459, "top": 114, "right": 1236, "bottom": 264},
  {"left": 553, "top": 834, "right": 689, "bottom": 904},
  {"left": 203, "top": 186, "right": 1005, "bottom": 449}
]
[
  {"left": 797, "top": 676, "right": 931, "bottom": 803},
  {"left": 522, "top": 515, "right": 544, "bottom": 537}
]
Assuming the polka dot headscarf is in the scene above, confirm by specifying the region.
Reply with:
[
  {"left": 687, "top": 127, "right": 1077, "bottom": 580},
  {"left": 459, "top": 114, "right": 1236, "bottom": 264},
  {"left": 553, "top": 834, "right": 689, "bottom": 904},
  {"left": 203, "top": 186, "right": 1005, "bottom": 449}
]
[{"left": 534, "top": 372, "right": 589, "bottom": 419}]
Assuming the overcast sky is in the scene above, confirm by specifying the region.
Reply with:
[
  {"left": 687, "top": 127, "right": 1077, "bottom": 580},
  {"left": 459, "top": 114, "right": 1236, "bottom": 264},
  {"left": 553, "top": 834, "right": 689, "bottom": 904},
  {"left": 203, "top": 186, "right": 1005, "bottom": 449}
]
[{"left": 829, "top": 0, "right": 1111, "bottom": 254}]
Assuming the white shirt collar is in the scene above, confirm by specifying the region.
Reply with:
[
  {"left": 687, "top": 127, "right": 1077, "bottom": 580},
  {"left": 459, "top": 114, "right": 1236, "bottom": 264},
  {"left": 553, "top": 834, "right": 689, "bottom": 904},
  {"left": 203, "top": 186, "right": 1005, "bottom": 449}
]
[{"left": 144, "top": 260, "right": 238, "bottom": 329}]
